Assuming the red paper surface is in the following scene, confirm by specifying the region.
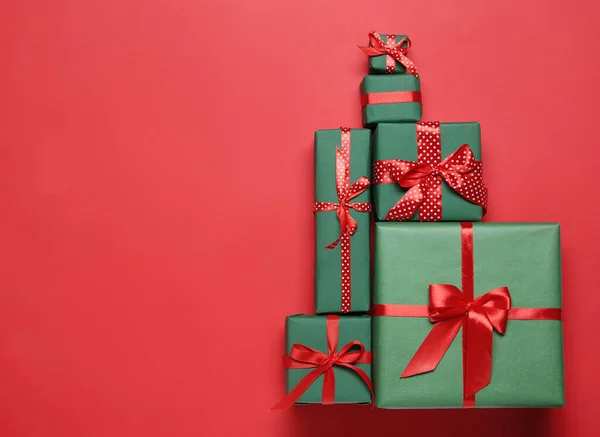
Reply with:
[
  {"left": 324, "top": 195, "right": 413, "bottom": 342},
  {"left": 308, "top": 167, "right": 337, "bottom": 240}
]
[{"left": 1, "top": 1, "right": 599, "bottom": 436}]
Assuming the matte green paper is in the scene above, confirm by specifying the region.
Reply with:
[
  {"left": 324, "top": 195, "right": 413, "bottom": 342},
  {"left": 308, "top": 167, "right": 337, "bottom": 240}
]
[
  {"left": 373, "top": 122, "right": 484, "bottom": 221},
  {"left": 314, "top": 129, "right": 371, "bottom": 313},
  {"left": 360, "top": 75, "right": 422, "bottom": 126},
  {"left": 373, "top": 222, "right": 564, "bottom": 408},
  {"left": 285, "top": 315, "right": 372, "bottom": 404}
]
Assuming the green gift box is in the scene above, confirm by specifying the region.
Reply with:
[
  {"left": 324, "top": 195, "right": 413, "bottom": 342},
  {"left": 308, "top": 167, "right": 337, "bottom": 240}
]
[
  {"left": 360, "top": 75, "right": 422, "bottom": 127},
  {"left": 281, "top": 315, "right": 372, "bottom": 405},
  {"left": 368, "top": 33, "right": 410, "bottom": 74},
  {"left": 372, "top": 122, "right": 486, "bottom": 221},
  {"left": 314, "top": 128, "right": 371, "bottom": 313},
  {"left": 373, "top": 222, "right": 564, "bottom": 408}
]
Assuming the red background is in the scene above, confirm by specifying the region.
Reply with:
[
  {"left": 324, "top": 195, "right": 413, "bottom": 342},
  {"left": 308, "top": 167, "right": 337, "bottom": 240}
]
[{"left": 1, "top": 0, "right": 599, "bottom": 436}]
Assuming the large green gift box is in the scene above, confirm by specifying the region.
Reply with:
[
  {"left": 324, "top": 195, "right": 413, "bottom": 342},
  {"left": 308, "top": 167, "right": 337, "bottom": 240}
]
[
  {"left": 373, "top": 222, "right": 564, "bottom": 408},
  {"left": 360, "top": 75, "right": 422, "bottom": 126},
  {"left": 283, "top": 315, "right": 372, "bottom": 405},
  {"left": 314, "top": 128, "right": 371, "bottom": 313},
  {"left": 368, "top": 33, "right": 410, "bottom": 74},
  {"left": 372, "top": 122, "right": 486, "bottom": 221}
]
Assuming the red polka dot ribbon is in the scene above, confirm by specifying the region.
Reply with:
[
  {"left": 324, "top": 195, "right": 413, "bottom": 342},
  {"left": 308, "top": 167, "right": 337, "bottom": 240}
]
[
  {"left": 373, "top": 121, "right": 488, "bottom": 221},
  {"left": 359, "top": 31, "right": 418, "bottom": 77},
  {"left": 313, "top": 127, "right": 372, "bottom": 312},
  {"left": 270, "top": 315, "right": 373, "bottom": 410}
]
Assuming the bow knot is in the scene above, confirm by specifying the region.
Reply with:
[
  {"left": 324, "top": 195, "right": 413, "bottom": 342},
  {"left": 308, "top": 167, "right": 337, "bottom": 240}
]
[
  {"left": 428, "top": 284, "right": 511, "bottom": 333},
  {"left": 380, "top": 143, "right": 486, "bottom": 221},
  {"left": 314, "top": 174, "right": 371, "bottom": 250},
  {"left": 402, "top": 284, "right": 512, "bottom": 398},
  {"left": 359, "top": 31, "right": 418, "bottom": 76},
  {"left": 394, "top": 144, "right": 475, "bottom": 190},
  {"left": 382, "top": 40, "right": 410, "bottom": 56},
  {"left": 287, "top": 339, "right": 368, "bottom": 370}
]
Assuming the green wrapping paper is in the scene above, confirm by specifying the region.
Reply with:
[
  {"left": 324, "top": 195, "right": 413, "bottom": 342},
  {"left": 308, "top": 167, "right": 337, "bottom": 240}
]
[
  {"left": 373, "top": 222, "right": 564, "bottom": 408},
  {"left": 368, "top": 34, "right": 410, "bottom": 74},
  {"left": 284, "top": 315, "right": 372, "bottom": 404},
  {"left": 314, "top": 129, "right": 371, "bottom": 313},
  {"left": 373, "top": 122, "right": 484, "bottom": 221},
  {"left": 360, "top": 75, "right": 422, "bottom": 126}
]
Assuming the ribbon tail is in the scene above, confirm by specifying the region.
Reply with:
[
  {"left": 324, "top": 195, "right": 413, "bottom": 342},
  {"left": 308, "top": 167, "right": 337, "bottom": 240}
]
[
  {"left": 358, "top": 45, "right": 382, "bottom": 56},
  {"left": 385, "top": 185, "right": 423, "bottom": 221},
  {"left": 270, "top": 365, "right": 327, "bottom": 410},
  {"left": 349, "top": 202, "right": 372, "bottom": 213},
  {"left": 325, "top": 208, "right": 348, "bottom": 250},
  {"left": 464, "top": 311, "right": 494, "bottom": 398},
  {"left": 321, "top": 367, "right": 335, "bottom": 405},
  {"left": 338, "top": 363, "right": 374, "bottom": 407},
  {"left": 325, "top": 235, "right": 342, "bottom": 250},
  {"left": 401, "top": 318, "right": 463, "bottom": 378}
]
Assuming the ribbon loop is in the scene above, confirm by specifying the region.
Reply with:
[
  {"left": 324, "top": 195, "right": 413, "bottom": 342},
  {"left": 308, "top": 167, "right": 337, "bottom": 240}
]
[{"left": 359, "top": 31, "right": 419, "bottom": 77}]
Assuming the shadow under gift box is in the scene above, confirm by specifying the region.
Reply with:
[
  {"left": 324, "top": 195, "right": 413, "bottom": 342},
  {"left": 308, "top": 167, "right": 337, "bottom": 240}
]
[
  {"left": 314, "top": 129, "right": 371, "bottom": 313},
  {"left": 284, "top": 315, "right": 372, "bottom": 404},
  {"left": 373, "top": 222, "right": 564, "bottom": 408},
  {"left": 373, "top": 122, "right": 485, "bottom": 221},
  {"left": 368, "top": 33, "right": 410, "bottom": 74},
  {"left": 360, "top": 75, "right": 422, "bottom": 127}
]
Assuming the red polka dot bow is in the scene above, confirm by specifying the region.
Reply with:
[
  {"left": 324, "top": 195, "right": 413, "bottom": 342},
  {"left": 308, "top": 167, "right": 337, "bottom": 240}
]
[
  {"left": 313, "top": 174, "right": 371, "bottom": 250},
  {"left": 373, "top": 122, "right": 487, "bottom": 221},
  {"left": 359, "top": 31, "right": 418, "bottom": 77}
]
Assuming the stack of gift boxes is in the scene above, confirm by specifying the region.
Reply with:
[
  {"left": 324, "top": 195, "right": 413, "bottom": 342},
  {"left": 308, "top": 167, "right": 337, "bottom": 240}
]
[{"left": 272, "top": 32, "right": 564, "bottom": 410}]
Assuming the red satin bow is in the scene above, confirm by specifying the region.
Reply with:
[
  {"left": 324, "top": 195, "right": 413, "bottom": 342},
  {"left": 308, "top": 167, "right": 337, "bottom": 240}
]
[
  {"left": 381, "top": 144, "right": 487, "bottom": 221},
  {"left": 359, "top": 31, "right": 418, "bottom": 77},
  {"left": 401, "top": 284, "right": 511, "bottom": 398},
  {"left": 270, "top": 315, "right": 373, "bottom": 410}
]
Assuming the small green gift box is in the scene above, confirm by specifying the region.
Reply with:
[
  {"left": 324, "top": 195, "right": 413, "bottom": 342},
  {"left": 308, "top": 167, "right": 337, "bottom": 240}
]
[
  {"left": 360, "top": 75, "right": 422, "bottom": 127},
  {"left": 314, "top": 128, "right": 371, "bottom": 313},
  {"left": 372, "top": 122, "right": 487, "bottom": 221},
  {"left": 367, "top": 33, "right": 411, "bottom": 75},
  {"left": 372, "top": 222, "right": 564, "bottom": 409},
  {"left": 270, "top": 315, "right": 373, "bottom": 409}
]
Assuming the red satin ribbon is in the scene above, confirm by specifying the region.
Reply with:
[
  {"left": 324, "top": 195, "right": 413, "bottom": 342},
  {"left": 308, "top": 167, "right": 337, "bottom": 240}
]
[
  {"left": 359, "top": 31, "right": 419, "bottom": 77},
  {"left": 313, "top": 127, "right": 371, "bottom": 312},
  {"left": 270, "top": 315, "right": 374, "bottom": 410},
  {"left": 373, "top": 121, "right": 488, "bottom": 221},
  {"left": 360, "top": 91, "right": 422, "bottom": 108},
  {"left": 371, "top": 222, "right": 562, "bottom": 407},
  {"left": 372, "top": 304, "right": 561, "bottom": 321}
]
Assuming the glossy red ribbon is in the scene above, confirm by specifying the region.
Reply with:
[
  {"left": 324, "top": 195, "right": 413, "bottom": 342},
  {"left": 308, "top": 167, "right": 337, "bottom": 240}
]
[
  {"left": 371, "top": 223, "right": 562, "bottom": 407},
  {"left": 360, "top": 91, "right": 422, "bottom": 108},
  {"left": 359, "top": 31, "right": 418, "bottom": 77},
  {"left": 372, "top": 121, "right": 488, "bottom": 221},
  {"left": 313, "top": 127, "right": 371, "bottom": 312},
  {"left": 270, "top": 315, "right": 374, "bottom": 410}
]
